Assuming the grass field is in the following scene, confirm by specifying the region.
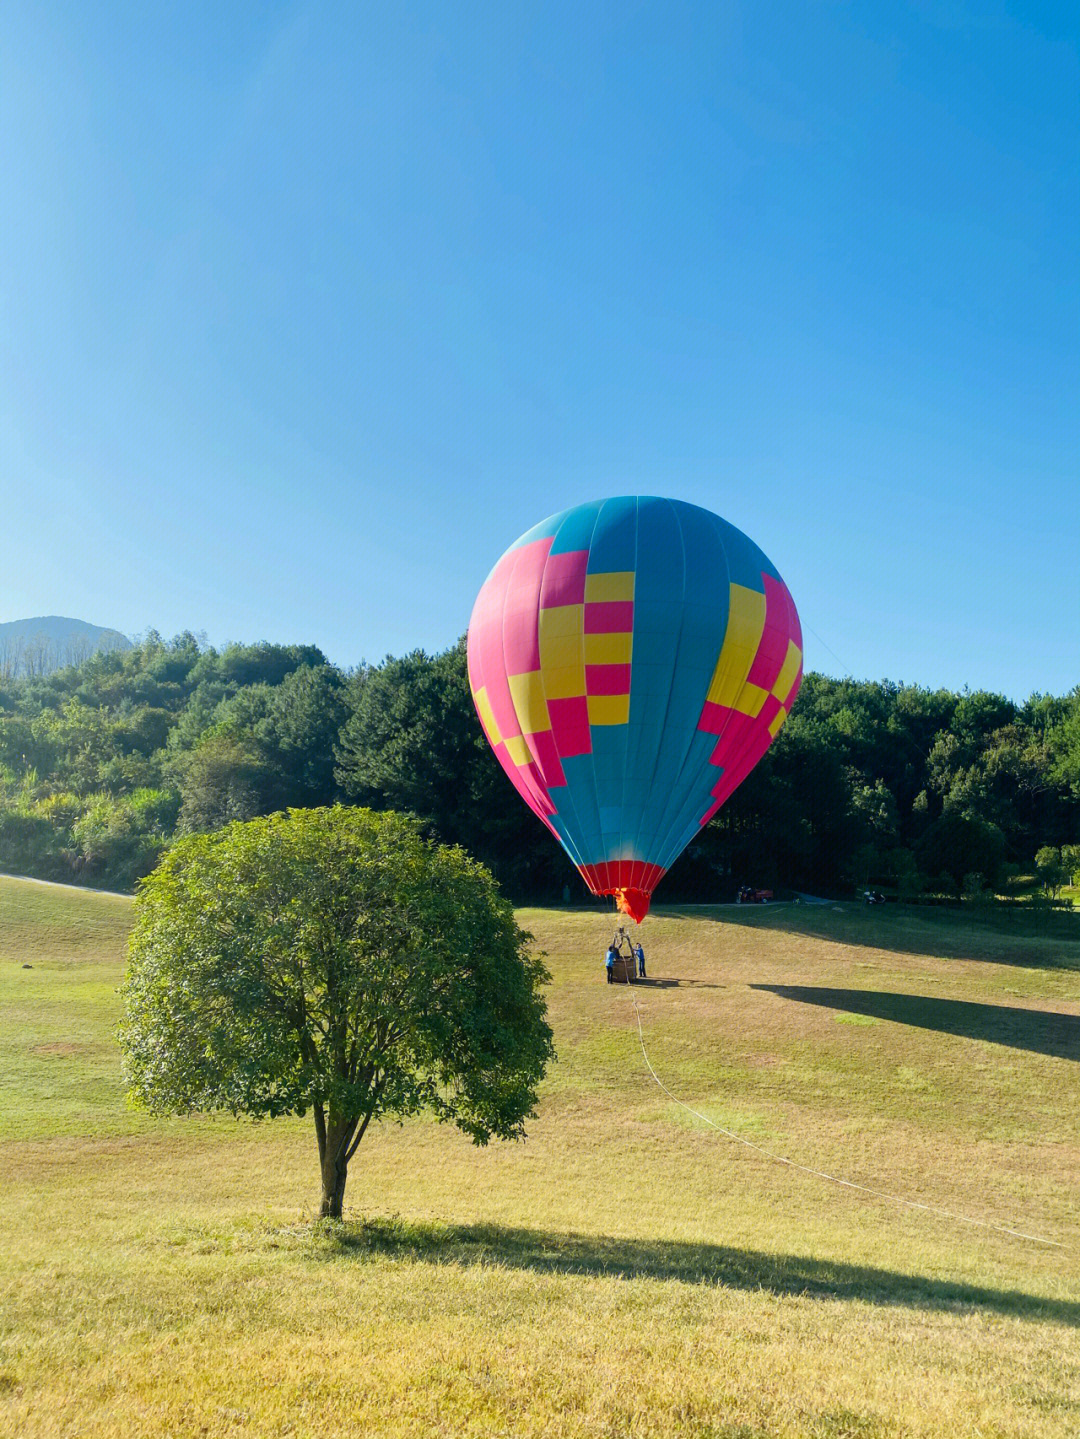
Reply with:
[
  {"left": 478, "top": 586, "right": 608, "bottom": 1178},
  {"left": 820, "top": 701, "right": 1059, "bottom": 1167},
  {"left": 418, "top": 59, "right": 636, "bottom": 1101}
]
[{"left": 2, "top": 875, "right": 1080, "bottom": 1438}]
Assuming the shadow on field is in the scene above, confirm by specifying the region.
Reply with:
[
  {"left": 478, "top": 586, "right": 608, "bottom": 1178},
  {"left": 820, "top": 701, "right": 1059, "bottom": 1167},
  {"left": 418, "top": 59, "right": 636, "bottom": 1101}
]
[
  {"left": 315, "top": 1218, "right": 1077, "bottom": 1324},
  {"left": 658, "top": 904, "right": 1080, "bottom": 971},
  {"left": 752, "top": 985, "right": 1080, "bottom": 1062},
  {"left": 626, "top": 977, "right": 726, "bottom": 990}
]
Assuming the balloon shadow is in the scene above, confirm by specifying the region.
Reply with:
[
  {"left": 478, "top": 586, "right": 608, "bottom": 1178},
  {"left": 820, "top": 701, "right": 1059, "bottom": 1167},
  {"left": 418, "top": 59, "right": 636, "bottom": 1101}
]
[
  {"left": 625, "top": 977, "right": 726, "bottom": 990},
  {"left": 752, "top": 985, "right": 1080, "bottom": 1062},
  {"left": 311, "top": 1219, "right": 1077, "bottom": 1325}
]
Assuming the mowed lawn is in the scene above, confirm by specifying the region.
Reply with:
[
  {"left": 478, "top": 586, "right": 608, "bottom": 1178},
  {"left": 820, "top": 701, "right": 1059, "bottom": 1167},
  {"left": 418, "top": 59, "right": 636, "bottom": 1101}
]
[{"left": 2, "top": 877, "right": 1080, "bottom": 1438}]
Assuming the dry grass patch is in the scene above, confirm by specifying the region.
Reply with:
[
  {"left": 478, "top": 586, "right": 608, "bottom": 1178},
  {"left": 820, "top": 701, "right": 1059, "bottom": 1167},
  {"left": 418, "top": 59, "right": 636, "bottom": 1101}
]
[{"left": 2, "top": 879, "right": 1080, "bottom": 1436}]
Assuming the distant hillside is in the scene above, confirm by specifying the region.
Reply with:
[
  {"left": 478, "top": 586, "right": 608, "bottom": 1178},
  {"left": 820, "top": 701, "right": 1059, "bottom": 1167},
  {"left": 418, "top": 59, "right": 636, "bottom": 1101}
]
[{"left": 0, "top": 616, "right": 132, "bottom": 678}]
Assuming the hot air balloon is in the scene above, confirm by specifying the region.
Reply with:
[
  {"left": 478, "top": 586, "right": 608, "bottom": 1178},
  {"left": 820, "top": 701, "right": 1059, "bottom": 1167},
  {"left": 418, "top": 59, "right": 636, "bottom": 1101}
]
[{"left": 467, "top": 497, "right": 802, "bottom": 923}]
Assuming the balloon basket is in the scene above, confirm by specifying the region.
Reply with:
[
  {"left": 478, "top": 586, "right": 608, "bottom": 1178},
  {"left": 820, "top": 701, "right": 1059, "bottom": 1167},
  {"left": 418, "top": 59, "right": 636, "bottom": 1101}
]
[{"left": 607, "top": 925, "right": 639, "bottom": 984}]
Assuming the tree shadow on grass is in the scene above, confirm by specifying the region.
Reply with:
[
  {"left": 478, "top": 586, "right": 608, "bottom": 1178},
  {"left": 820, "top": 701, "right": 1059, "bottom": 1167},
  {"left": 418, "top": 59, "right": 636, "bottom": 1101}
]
[
  {"left": 310, "top": 1217, "right": 1078, "bottom": 1325},
  {"left": 655, "top": 903, "right": 1080, "bottom": 972},
  {"left": 752, "top": 985, "right": 1080, "bottom": 1062}
]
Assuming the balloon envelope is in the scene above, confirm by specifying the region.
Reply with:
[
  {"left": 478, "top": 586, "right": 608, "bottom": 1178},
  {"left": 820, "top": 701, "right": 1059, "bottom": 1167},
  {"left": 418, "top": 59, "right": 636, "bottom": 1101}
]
[{"left": 467, "top": 497, "right": 802, "bottom": 921}]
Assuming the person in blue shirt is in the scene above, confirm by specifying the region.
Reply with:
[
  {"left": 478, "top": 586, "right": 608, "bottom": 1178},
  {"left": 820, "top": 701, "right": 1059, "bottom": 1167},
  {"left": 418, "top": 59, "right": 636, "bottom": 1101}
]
[
  {"left": 605, "top": 945, "right": 618, "bottom": 982},
  {"left": 635, "top": 942, "right": 646, "bottom": 978}
]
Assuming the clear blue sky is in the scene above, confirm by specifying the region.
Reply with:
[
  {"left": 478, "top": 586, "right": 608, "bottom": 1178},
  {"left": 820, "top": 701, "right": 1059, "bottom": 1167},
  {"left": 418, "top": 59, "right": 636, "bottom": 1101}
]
[{"left": 2, "top": 1, "right": 1077, "bottom": 699}]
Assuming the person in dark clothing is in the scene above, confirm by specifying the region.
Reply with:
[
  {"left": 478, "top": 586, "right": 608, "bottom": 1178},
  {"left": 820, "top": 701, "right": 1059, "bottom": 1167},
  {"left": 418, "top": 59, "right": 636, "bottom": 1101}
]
[{"left": 635, "top": 942, "right": 646, "bottom": 978}]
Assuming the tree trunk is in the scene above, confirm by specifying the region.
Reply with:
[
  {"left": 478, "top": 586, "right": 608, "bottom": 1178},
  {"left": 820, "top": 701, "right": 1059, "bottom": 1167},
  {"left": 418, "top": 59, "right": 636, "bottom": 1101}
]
[
  {"left": 316, "top": 1111, "right": 356, "bottom": 1219},
  {"left": 320, "top": 1154, "right": 349, "bottom": 1218}
]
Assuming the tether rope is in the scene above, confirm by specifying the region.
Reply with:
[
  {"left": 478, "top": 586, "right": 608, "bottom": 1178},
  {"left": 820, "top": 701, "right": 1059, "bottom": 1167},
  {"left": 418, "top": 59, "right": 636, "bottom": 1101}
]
[{"left": 615, "top": 955, "right": 1066, "bottom": 1250}]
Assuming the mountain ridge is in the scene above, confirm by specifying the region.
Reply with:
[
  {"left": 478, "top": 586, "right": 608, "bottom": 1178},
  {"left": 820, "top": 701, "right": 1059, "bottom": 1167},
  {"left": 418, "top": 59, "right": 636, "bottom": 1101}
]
[{"left": 0, "top": 616, "right": 132, "bottom": 678}]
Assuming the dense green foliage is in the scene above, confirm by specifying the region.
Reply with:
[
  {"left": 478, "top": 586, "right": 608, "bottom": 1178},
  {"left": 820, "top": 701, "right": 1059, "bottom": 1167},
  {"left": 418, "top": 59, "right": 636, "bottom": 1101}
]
[
  {"left": 0, "top": 632, "right": 348, "bottom": 888},
  {"left": 119, "top": 807, "right": 554, "bottom": 1216},
  {"left": 0, "top": 627, "right": 1077, "bottom": 899}
]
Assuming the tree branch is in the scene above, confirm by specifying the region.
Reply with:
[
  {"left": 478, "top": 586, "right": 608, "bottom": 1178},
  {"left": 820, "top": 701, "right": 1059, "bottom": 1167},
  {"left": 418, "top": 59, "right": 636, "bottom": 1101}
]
[{"left": 343, "top": 1072, "right": 388, "bottom": 1164}]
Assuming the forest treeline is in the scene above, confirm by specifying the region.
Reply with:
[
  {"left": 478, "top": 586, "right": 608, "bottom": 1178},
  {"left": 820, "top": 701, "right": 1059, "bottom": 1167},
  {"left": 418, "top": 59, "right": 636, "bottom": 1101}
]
[{"left": 0, "top": 628, "right": 1078, "bottom": 901}]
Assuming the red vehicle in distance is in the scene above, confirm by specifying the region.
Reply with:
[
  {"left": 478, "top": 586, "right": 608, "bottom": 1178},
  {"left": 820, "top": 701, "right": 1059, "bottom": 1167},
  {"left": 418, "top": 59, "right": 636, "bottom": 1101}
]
[{"left": 737, "top": 886, "right": 773, "bottom": 904}]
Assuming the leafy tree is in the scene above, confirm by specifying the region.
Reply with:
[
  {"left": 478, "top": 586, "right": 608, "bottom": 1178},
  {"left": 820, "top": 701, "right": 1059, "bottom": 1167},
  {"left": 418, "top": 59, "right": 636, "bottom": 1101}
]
[
  {"left": 715, "top": 713, "right": 852, "bottom": 891},
  {"left": 333, "top": 641, "right": 562, "bottom": 896},
  {"left": 29, "top": 699, "right": 121, "bottom": 794},
  {"left": 0, "top": 715, "right": 35, "bottom": 774},
  {"left": 915, "top": 811, "right": 1006, "bottom": 897},
  {"left": 260, "top": 664, "right": 349, "bottom": 805},
  {"left": 119, "top": 807, "right": 554, "bottom": 1217},
  {"left": 142, "top": 631, "right": 205, "bottom": 687},
  {"left": 950, "top": 691, "right": 1017, "bottom": 756},
  {"left": 212, "top": 682, "right": 276, "bottom": 736},
  {"left": 172, "top": 732, "right": 274, "bottom": 834},
  {"left": 164, "top": 682, "right": 229, "bottom": 756},
  {"left": 843, "top": 775, "right": 899, "bottom": 886},
  {"left": 189, "top": 642, "right": 327, "bottom": 690},
  {"left": 334, "top": 644, "right": 478, "bottom": 841},
  {"left": 71, "top": 788, "right": 179, "bottom": 887},
  {"left": 112, "top": 705, "right": 175, "bottom": 758},
  {"left": 97, "top": 749, "right": 167, "bottom": 795},
  {"left": 888, "top": 846, "right": 924, "bottom": 901},
  {"left": 1048, "top": 688, "right": 1080, "bottom": 794},
  {"left": 0, "top": 808, "right": 68, "bottom": 880},
  {"left": 1034, "top": 845, "right": 1068, "bottom": 898},
  {"left": 980, "top": 724, "right": 1057, "bottom": 849}
]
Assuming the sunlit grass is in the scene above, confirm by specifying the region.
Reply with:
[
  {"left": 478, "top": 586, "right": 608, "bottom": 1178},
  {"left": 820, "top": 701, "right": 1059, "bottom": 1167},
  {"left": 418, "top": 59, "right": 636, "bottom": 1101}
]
[{"left": 2, "top": 877, "right": 1080, "bottom": 1436}]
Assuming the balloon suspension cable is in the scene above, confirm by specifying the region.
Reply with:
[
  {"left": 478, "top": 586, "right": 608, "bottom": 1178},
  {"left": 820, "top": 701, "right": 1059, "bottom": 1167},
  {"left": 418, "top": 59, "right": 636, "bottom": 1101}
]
[{"left": 613, "top": 958, "right": 1066, "bottom": 1251}]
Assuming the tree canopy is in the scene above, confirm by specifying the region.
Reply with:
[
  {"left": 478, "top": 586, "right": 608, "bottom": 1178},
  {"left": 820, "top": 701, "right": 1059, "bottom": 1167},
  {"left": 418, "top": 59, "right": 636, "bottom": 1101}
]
[
  {"left": 119, "top": 806, "right": 554, "bottom": 1217},
  {"left": 0, "top": 626, "right": 1077, "bottom": 900}
]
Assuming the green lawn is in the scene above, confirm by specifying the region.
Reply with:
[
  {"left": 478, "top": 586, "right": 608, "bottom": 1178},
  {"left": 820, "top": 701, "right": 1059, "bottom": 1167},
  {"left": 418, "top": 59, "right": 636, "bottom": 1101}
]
[{"left": 2, "top": 876, "right": 1080, "bottom": 1437}]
